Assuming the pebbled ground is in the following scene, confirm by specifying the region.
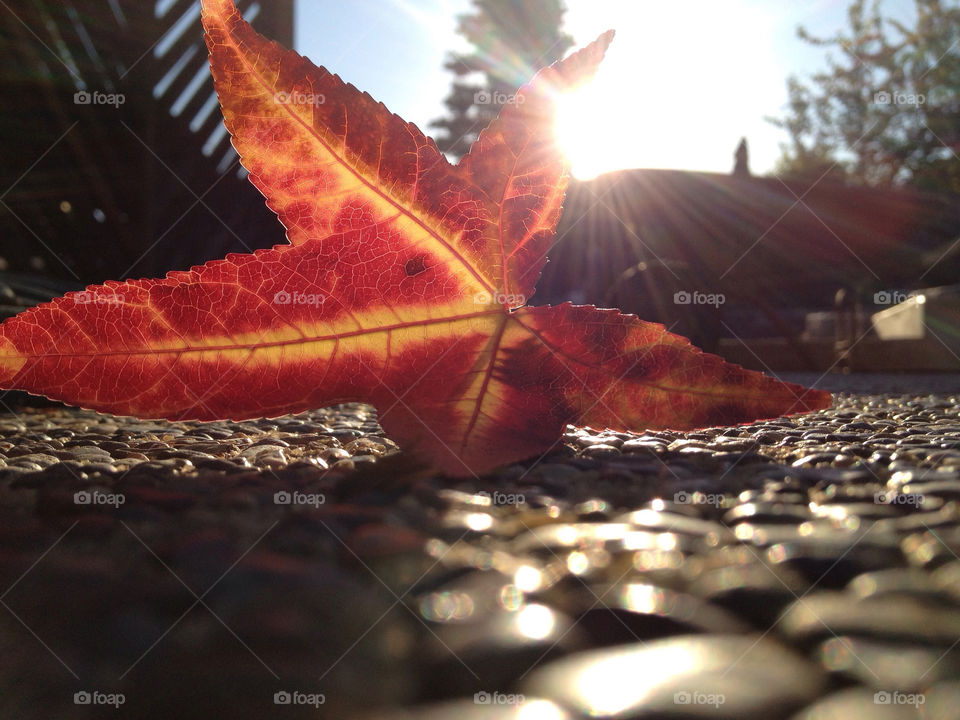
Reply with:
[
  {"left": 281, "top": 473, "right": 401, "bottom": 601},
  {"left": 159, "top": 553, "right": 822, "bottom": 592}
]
[{"left": 0, "top": 373, "right": 958, "bottom": 719}]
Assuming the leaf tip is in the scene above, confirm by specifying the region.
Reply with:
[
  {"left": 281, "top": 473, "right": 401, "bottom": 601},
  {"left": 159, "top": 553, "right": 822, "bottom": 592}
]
[
  {"left": 201, "top": 0, "right": 237, "bottom": 19},
  {"left": 597, "top": 29, "right": 616, "bottom": 49},
  {"left": 797, "top": 386, "right": 834, "bottom": 413}
]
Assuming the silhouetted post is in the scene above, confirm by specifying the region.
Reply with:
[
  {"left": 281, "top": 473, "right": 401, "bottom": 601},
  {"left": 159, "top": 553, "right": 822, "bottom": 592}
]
[
  {"left": 733, "top": 137, "right": 750, "bottom": 177},
  {"left": 834, "top": 287, "right": 855, "bottom": 373}
]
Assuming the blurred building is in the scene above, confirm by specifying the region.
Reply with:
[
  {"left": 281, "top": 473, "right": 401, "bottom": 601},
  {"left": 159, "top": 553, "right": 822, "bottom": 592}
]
[
  {"left": 538, "top": 169, "right": 960, "bottom": 358},
  {"left": 537, "top": 170, "right": 960, "bottom": 320}
]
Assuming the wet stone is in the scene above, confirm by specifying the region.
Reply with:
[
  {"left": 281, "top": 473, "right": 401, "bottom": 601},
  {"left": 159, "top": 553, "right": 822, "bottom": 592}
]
[
  {"left": 621, "top": 439, "right": 667, "bottom": 456},
  {"left": 923, "top": 681, "right": 960, "bottom": 720},
  {"left": 525, "top": 634, "right": 825, "bottom": 719},
  {"left": 792, "top": 453, "right": 846, "bottom": 467},
  {"left": 931, "top": 561, "right": 960, "bottom": 601},
  {"left": 240, "top": 444, "right": 288, "bottom": 462},
  {"left": 788, "top": 687, "right": 927, "bottom": 720},
  {"left": 580, "top": 444, "right": 621, "bottom": 459},
  {"left": 578, "top": 435, "right": 624, "bottom": 448},
  {"left": 79, "top": 462, "right": 119, "bottom": 476},
  {"left": 847, "top": 567, "right": 953, "bottom": 604},
  {"left": 320, "top": 447, "right": 351, "bottom": 463},
  {"left": 818, "top": 635, "right": 960, "bottom": 691},
  {"left": 248, "top": 437, "right": 291, "bottom": 448},
  {"left": 8, "top": 453, "right": 60, "bottom": 468},
  {"left": 779, "top": 592, "right": 960, "bottom": 646},
  {"left": 687, "top": 563, "right": 809, "bottom": 628},
  {"left": 723, "top": 502, "right": 812, "bottom": 525},
  {"left": 809, "top": 501, "right": 902, "bottom": 521},
  {"left": 810, "top": 482, "right": 886, "bottom": 504},
  {"left": 345, "top": 438, "right": 388, "bottom": 456},
  {"left": 902, "top": 528, "right": 960, "bottom": 569},
  {"left": 740, "top": 489, "right": 809, "bottom": 506},
  {"left": 417, "top": 570, "right": 517, "bottom": 626},
  {"left": 193, "top": 457, "right": 252, "bottom": 473},
  {"left": 7, "top": 461, "right": 42, "bottom": 472},
  {"left": 899, "top": 479, "right": 960, "bottom": 501},
  {"left": 423, "top": 603, "right": 582, "bottom": 699},
  {"left": 570, "top": 582, "right": 752, "bottom": 646},
  {"left": 112, "top": 450, "right": 150, "bottom": 461},
  {"left": 510, "top": 523, "right": 631, "bottom": 554},
  {"left": 363, "top": 699, "right": 572, "bottom": 720},
  {"left": 616, "top": 509, "right": 735, "bottom": 545},
  {"left": 764, "top": 539, "right": 904, "bottom": 588}
]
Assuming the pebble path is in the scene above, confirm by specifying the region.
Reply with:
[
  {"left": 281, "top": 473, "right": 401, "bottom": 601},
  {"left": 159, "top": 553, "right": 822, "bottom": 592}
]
[{"left": 0, "top": 373, "right": 958, "bottom": 719}]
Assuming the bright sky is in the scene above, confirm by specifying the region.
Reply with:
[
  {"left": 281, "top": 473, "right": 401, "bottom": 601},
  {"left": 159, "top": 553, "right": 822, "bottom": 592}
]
[{"left": 295, "top": 0, "right": 916, "bottom": 178}]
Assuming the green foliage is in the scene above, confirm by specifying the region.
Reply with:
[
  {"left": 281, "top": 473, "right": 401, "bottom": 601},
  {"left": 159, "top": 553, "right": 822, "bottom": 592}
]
[
  {"left": 430, "top": 0, "right": 573, "bottom": 159},
  {"left": 769, "top": 0, "right": 960, "bottom": 191}
]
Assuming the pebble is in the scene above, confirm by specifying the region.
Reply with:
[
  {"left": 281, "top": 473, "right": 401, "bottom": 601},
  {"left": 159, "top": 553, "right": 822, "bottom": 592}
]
[
  {"left": 818, "top": 635, "right": 960, "bottom": 691},
  {"left": 8, "top": 453, "right": 60, "bottom": 468},
  {"left": 789, "top": 687, "right": 925, "bottom": 719},
  {"left": 616, "top": 509, "right": 735, "bottom": 545},
  {"left": 423, "top": 603, "right": 582, "bottom": 698},
  {"left": 362, "top": 699, "right": 573, "bottom": 720},
  {"left": 765, "top": 539, "right": 905, "bottom": 587},
  {"left": 792, "top": 453, "right": 850, "bottom": 467},
  {"left": 847, "top": 568, "right": 953, "bottom": 603},
  {"left": 723, "top": 502, "right": 812, "bottom": 525},
  {"left": 688, "top": 563, "right": 808, "bottom": 627},
  {"left": 924, "top": 681, "right": 960, "bottom": 720},
  {"left": 525, "top": 634, "right": 826, "bottom": 718},
  {"left": 902, "top": 528, "right": 960, "bottom": 568},
  {"left": 621, "top": 439, "right": 667, "bottom": 455},
  {"left": 570, "top": 582, "right": 752, "bottom": 644},
  {"left": 779, "top": 592, "right": 960, "bottom": 645},
  {"left": 580, "top": 444, "right": 621, "bottom": 459}
]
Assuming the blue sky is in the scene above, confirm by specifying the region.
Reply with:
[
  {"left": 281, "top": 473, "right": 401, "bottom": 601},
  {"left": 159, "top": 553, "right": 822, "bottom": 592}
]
[{"left": 294, "top": 0, "right": 917, "bottom": 176}]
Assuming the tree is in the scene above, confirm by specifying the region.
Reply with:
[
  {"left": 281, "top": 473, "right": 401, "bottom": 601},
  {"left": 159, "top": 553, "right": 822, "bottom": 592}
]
[
  {"left": 431, "top": 0, "right": 573, "bottom": 159},
  {"left": 769, "top": 0, "right": 960, "bottom": 191}
]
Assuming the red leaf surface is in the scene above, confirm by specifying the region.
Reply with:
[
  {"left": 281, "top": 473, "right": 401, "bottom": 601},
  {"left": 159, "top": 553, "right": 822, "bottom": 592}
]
[{"left": 0, "top": 0, "right": 831, "bottom": 476}]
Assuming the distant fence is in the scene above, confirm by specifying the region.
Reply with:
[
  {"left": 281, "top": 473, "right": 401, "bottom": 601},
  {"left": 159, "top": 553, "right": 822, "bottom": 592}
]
[{"left": 0, "top": 0, "right": 293, "bottom": 283}]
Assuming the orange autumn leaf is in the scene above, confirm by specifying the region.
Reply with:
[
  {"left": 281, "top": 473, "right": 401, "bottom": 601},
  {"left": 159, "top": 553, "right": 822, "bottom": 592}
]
[{"left": 0, "top": 0, "right": 831, "bottom": 476}]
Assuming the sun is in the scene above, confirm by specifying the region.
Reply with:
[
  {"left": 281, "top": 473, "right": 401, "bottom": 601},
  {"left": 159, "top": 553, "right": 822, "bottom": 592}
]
[
  {"left": 555, "top": 77, "right": 637, "bottom": 181},
  {"left": 553, "top": 0, "right": 779, "bottom": 180}
]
